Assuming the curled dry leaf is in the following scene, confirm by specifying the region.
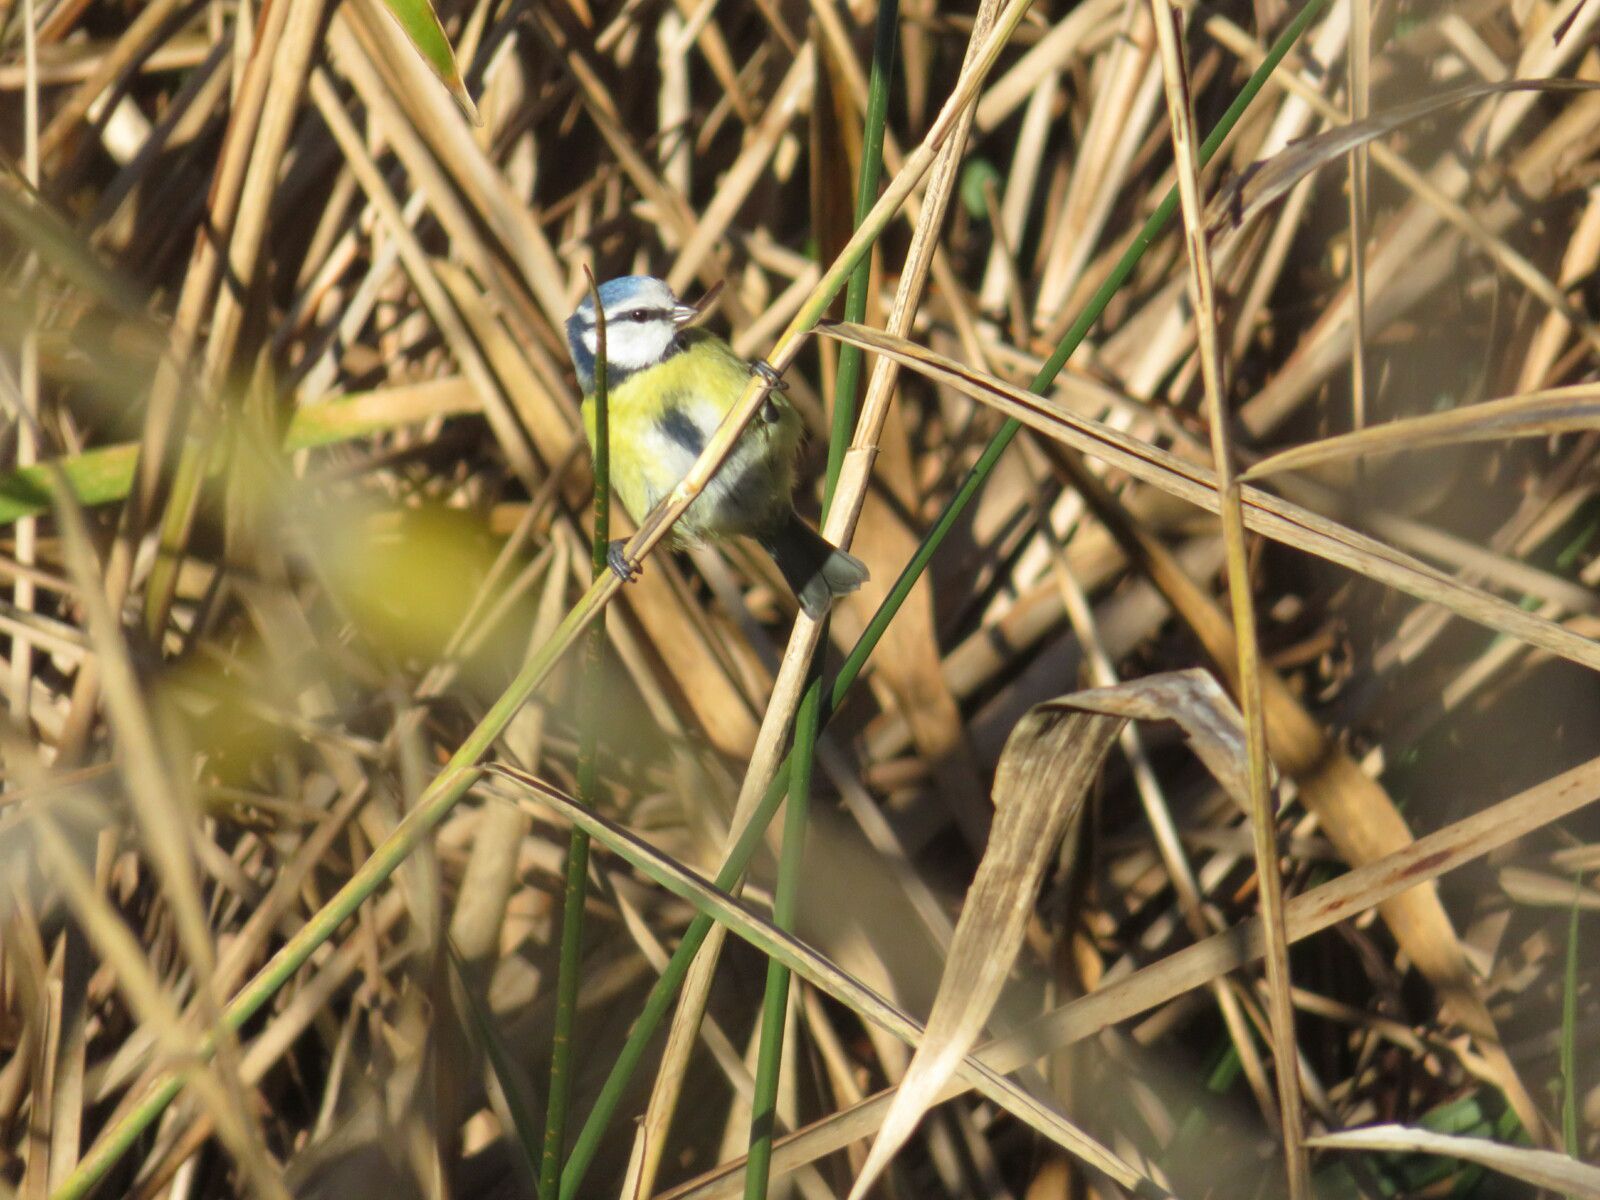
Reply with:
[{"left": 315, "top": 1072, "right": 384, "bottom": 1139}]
[
  {"left": 849, "top": 669, "right": 1257, "bottom": 1198},
  {"left": 1207, "top": 79, "right": 1600, "bottom": 239},
  {"left": 1063, "top": 667, "right": 1260, "bottom": 812}
]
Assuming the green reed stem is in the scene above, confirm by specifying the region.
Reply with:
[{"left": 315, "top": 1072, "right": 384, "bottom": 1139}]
[
  {"left": 743, "top": 651, "right": 825, "bottom": 1196},
  {"left": 821, "top": 0, "right": 898, "bottom": 513},
  {"left": 745, "top": 8, "right": 900, "bottom": 1193},
  {"left": 558, "top": 4, "right": 1329, "bottom": 1194},
  {"left": 539, "top": 278, "right": 610, "bottom": 1197}
]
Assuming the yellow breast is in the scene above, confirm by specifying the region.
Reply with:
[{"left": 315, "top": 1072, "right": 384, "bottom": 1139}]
[{"left": 580, "top": 332, "right": 801, "bottom": 540}]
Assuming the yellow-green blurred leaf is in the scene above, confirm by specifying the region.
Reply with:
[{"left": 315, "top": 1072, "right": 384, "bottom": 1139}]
[
  {"left": 0, "top": 377, "right": 478, "bottom": 526},
  {"left": 0, "top": 443, "right": 137, "bottom": 525},
  {"left": 313, "top": 502, "right": 499, "bottom": 663},
  {"left": 373, "top": 0, "right": 480, "bottom": 124}
]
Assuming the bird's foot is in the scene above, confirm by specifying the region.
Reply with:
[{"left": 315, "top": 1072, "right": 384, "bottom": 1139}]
[
  {"left": 607, "top": 540, "right": 642, "bottom": 583},
  {"left": 752, "top": 359, "right": 788, "bottom": 391}
]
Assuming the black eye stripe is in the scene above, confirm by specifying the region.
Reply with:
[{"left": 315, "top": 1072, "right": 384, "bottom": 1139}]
[
  {"left": 580, "top": 304, "right": 673, "bottom": 328},
  {"left": 598, "top": 306, "right": 669, "bottom": 324}
]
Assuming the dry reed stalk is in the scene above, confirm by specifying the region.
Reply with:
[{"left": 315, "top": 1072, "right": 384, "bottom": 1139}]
[{"left": 1147, "top": 1, "right": 1307, "bottom": 1190}]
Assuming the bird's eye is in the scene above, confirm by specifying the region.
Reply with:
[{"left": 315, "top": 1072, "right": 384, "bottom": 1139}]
[{"left": 629, "top": 309, "right": 649, "bottom": 322}]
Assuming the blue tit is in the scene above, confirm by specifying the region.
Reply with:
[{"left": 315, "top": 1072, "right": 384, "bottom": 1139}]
[{"left": 564, "top": 275, "right": 869, "bottom": 619}]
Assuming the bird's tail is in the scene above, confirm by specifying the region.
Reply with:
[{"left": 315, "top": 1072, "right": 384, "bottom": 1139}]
[{"left": 760, "top": 512, "right": 869, "bottom": 619}]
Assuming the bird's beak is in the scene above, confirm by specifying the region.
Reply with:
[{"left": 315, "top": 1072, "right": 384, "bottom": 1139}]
[{"left": 673, "top": 279, "right": 724, "bottom": 327}]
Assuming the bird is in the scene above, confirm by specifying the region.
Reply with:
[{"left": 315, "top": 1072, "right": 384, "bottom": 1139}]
[{"left": 564, "top": 274, "right": 869, "bottom": 619}]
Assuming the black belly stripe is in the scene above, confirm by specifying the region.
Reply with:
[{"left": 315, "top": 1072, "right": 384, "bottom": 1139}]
[
  {"left": 721, "top": 458, "right": 779, "bottom": 527},
  {"left": 658, "top": 406, "right": 705, "bottom": 457}
]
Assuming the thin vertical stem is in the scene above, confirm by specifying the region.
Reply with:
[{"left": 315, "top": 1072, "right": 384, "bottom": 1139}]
[
  {"left": 1347, "top": 0, "right": 1370, "bottom": 442},
  {"left": 1147, "top": 0, "right": 1308, "bottom": 1195},
  {"left": 539, "top": 271, "right": 610, "bottom": 1197},
  {"left": 11, "top": 0, "right": 38, "bottom": 719},
  {"left": 743, "top": 651, "right": 824, "bottom": 1197},
  {"left": 1561, "top": 872, "right": 1583, "bottom": 1176},
  {"left": 822, "top": 0, "right": 899, "bottom": 511}
]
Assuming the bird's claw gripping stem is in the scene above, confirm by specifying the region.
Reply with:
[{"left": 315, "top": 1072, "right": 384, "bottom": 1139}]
[
  {"left": 753, "top": 359, "right": 788, "bottom": 391},
  {"left": 607, "top": 540, "right": 642, "bottom": 583}
]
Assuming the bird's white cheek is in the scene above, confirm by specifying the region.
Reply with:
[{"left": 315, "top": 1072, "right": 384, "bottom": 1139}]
[{"left": 603, "top": 324, "right": 669, "bottom": 371}]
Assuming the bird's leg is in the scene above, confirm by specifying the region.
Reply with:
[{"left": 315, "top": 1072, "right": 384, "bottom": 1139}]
[
  {"left": 607, "top": 540, "right": 642, "bottom": 583},
  {"left": 752, "top": 359, "right": 788, "bottom": 391}
]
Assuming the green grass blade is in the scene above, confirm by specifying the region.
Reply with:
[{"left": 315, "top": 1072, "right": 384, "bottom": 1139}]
[
  {"left": 375, "top": 0, "right": 478, "bottom": 121},
  {"left": 743, "top": 685, "right": 818, "bottom": 1197},
  {"left": 821, "top": 1, "right": 899, "bottom": 511},
  {"left": 0, "top": 378, "right": 480, "bottom": 526},
  {"left": 0, "top": 442, "right": 138, "bottom": 525},
  {"left": 539, "top": 276, "right": 611, "bottom": 1197},
  {"left": 447, "top": 943, "right": 544, "bottom": 1187}
]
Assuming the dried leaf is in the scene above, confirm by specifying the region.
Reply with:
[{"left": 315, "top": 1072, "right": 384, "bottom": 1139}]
[
  {"left": 1242, "top": 382, "right": 1600, "bottom": 480},
  {"left": 1307, "top": 1126, "right": 1600, "bottom": 1197},
  {"left": 1063, "top": 667, "right": 1257, "bottom": 810},
  {"left": 1208, "top": 79, "right": 1600, "bottom": 236},
  {"left": 850, "top": 669, "right": 1258, "bottom": 1196},
  {"left": 847, "top": 707, "right": 1121, "bottom": 1198}
]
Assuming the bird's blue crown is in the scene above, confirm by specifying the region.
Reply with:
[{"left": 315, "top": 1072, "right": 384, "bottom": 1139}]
[{"left": 565, "top": 275, "right": 679, "bottom": 393}]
